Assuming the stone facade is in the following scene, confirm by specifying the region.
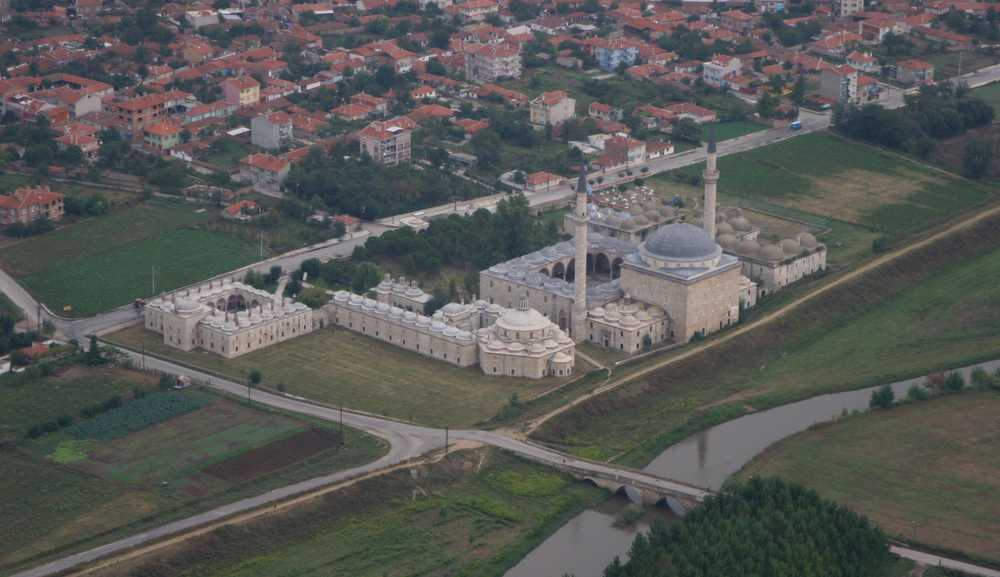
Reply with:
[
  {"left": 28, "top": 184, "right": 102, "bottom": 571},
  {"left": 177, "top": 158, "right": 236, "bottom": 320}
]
[
  {"left": 478, "top": 298, "right": 575, "bottom": 379},
  {"left": 326, "top": 291, "right": 479, "bottom": 367},
  {"left": 143, "top": 279, "right": 314, "bottom": 358}
]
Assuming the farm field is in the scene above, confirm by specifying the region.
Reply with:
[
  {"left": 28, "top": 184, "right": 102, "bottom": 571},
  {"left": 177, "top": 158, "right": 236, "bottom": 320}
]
[
  {"left": 736, "top": 392, "right": 1000, "bottom": 562},
  {"left": 0, "top": 365, "right": 385, "bottom": 573},
  {"left": 105, "top": 325, "right": 588, "bottom": 428},
  {"left": 91, "top": 449, "right": 608, "bottom": 577},
  {"left": 533, "top": 211, "right": 1000, "bottom": 466},
  {"left": 673, "top": 132, "right": 994, "bottom": 235},
  {"left": 0, "top": 201, "right": 260, "bottom": 316},
  {"left": 931, "top": 123, "right": 1000, "bottom": 181},
  {"left": 703, "top": 120, "right": 767, "bottom": 141}
]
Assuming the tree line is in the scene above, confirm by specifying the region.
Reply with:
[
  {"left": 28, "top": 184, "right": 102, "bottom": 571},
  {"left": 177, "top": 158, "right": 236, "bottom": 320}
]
[
  {"left": 835, "top": 84, "right": 994, "bottom": 166},
  {"left": 603, "top": 477, "right": 890, "bottom": 577},
  {"left": 282, "top": 145, "right": 489, "bottom": 220}
]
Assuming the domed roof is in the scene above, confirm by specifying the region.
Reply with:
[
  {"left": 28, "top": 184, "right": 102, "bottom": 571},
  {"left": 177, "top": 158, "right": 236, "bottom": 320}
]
[
  {"left": 496, "top": 307, "right": 550, "bottom": 332},
  {"left": 643, "top": 223, "right": 719, "bottom": 261},
  {"left": 717, "top": 221, "right": 734, "bottom": 235},
  {"left": 175, "top": 298, "right": 201, "bottom": 315},
  {"left": 738, "top": 239, "right": 760, "bottom": 255},
  {"left": 781, "top": 238, "right": 801, "bottom": 255},
  {"left": 797, "top": 232, "right": 818, "bottom": 248},
  {"left": 718, "top": 234, "right": 738, "bottom": 249},
  {"left": 760, "top": 243, "right": 784, "bottom": 261},
  {"left": 731, "top": 217, "right": 752, "bottom": 232}
]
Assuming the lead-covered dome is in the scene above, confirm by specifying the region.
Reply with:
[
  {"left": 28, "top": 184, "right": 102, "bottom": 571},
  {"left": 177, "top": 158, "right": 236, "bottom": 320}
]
[{"left": 643, "top": 223, "right": 719, "bottom": 261}]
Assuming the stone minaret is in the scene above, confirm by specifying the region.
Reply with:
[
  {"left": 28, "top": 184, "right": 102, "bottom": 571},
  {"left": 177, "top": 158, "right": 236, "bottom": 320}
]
[
  {"left": 572, "top": 165, "right": 589, "bottom": 342},
  {"left": 703, "top": 129, "right": 719, "bottom": 240}
]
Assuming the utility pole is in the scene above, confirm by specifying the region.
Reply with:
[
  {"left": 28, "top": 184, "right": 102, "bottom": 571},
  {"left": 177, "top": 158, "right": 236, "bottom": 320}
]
[
  {"left": 339, "top": 404, "right": 344, "bottom": 443},
  {"left": 247, "top": 377, "right": 252, "bottom": 406},
  {"left": 444, "top": 426, "right": 449, "bottom": 459},
  {"left": 259, "top": 232, "right": 264, "bottom": 259},
  {"left": 151, "top": 266, "right": 156, "bottom": 295},
  {"left": 36, "top": 303, "right": 41, "bottom": 333}
]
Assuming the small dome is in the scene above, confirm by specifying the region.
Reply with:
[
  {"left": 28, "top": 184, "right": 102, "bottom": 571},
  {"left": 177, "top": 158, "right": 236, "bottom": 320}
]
[
  {"left": 781, "top": 238, "right": 801, "bottom": 255},
  {"left": 495, "top": 307, "right": 550, "bottom": 332},
  {"left": 658, "top": 205, "right": 676, "bottom": 218},
  {"left": 797, "top": 232, "right": 818, "bottom": 248},
  {"left": 717, "top": 222, "right": 734, "bottom": 235},
  {"left": 718, "top": 234, "right": 738, "bottom": 249},
  {"left": 738, "top": 239, "right": 760, "bottom": 255},
  {"left": 175, "top": 299, "right": 200, "bottom": 315},
  {"left": 643, "top": 223, "right": 719, "bottom": 261},
  {"left": 634, "top": 215, "right": 650, "bottom": 226},
  {"left": 731, "top": 217, "right": 752, "bottom": 232},
  {"left": 760, "top": 243, "right": 784, "bottom": 261},
  {"left": 644, "top": 209, "right": 660, "bottom": 222}
]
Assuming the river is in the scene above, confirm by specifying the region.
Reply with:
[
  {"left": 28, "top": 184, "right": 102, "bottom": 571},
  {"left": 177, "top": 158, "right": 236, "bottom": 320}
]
[{"left": 504, "top": 359, "right": 1000, "bottom": 577}]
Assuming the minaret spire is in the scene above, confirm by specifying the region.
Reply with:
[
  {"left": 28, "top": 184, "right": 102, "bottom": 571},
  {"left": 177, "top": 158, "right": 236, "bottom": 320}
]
[
  {"left": 703, "top": 126, "right": 719, "bottom": 240},
  {"left": 572, "top": 164, "right": 589, "bottom": 342}
]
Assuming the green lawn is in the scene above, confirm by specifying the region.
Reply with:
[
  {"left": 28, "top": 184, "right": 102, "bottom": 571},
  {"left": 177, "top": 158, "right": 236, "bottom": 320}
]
[
  {"left": 105, "top": 325, "right": 586, "bottom": 428},
  {"left": 0, "top": 365, "right": 386, "bottom": 573},
  {"left": 973, "top": 82, "right": 1000, "bottom": 111},
  {"left": 534, "top": 211, "right": 1000, "bottom": 465},
  {"left": 0, "top": 292, "right": 23, "bottom": 321},
  {"left": 703, "top": 120, "right": 767, "bottom": 141},
  {"left": 736, "top": 392, "right": 1000, "bottom": 562},
  {"left": 927, "top": 51, "right": 1000, "bottom": 79},
  {"left": 201, "top": 138, "right": 252, "bottom": 169},
  {"left": 97, "top": 449, "right": 607, "bottom": 577},
  {"left": 674, "top": 131, "right": 994, "bottom": 235},
  {"left": 0, "top": 202, "right": 260, "bottom": 316}
]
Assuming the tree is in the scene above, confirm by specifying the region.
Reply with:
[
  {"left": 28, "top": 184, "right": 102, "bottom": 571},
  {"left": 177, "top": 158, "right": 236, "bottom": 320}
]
[
  {"left": 943, "top": 371, "right": 965, "bottom": 392},
  {"left": 962, "top": 139, "right": 993, "bottom": 178},
  {"left": 869, "top": 384, "right": 895, "bottom": 409},
  {"left": 248, "top": 369, "right": 263, "bottom": 385},
  {"left": 84, "top": 335, "right": 106, "bottom": 366},
  {"left": 791, "top": 75, "right": 806, "bottom": 104},
  {"left": 471, "top": 129, "right": 502, "bottom": 167},
  {"left": 756, "top": 91, "right": 778, "bottom": 118},
  {"left": 670, "top": 117, "right": 701, "bottom": 144}
]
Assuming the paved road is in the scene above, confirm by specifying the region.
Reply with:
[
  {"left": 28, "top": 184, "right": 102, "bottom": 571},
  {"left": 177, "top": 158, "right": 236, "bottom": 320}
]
[
  {"left": 891, "top": 546, "right": 1000, "bottom": 577},
  {"left": 880, "top": 61, "right": 1000, "bottom": 110}
]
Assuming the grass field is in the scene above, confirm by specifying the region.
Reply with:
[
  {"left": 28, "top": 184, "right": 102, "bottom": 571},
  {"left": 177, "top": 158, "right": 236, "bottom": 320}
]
[
  {"left": 94, "top": 448, "right": 608, "bottom": 577},
  {"left": 533, "top": 211, "right": 1000, "bottom": 466},
  {"left": 674, "top": 132, "right": 994, "bottom": 235},
  {"left": 0, "top": 365, "right": 386, "bottom": 572},
  {"left": 927, "top": 51, "right": 1000, "bottom": 79},
  {"left": 0, "top": 202, "right": 260, "bottom": 316},
  {"left": 105, "top": 325, "right": 587, "bottom": 427},
  {"left": 736, "top": 392, "right": 1000, "bottom": 562},
  {"left": 0, "top": 292, "right": 23, "bottom": 321},
  {"left": 973, "top": 82, "right": 1000, "bottom": 110},
  {"left": 703, "top": 120, "right": 767, "bottom": 141}
]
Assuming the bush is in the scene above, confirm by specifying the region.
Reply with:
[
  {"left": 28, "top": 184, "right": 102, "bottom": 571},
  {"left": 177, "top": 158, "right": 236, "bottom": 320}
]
[
  {"left": 869, "top": 384, "right": 895, "bottom": 409},
  {"left": 56, "top": 415, "right": 73, "bottom": 428},
  {"left": 158, "top": 374, "right": 177, "bottom": 391},
  {"left": 26, "top": 425, "right": 43, "bottom": 439},
  {"left": 943, "top": 371, "right": 965, "bottom": 393},
  {"left": 906, "top": 384, "right": 930, "bottom": 402},
  {"left": 969, "top": 366, "right": 993, "bottom": 389}
]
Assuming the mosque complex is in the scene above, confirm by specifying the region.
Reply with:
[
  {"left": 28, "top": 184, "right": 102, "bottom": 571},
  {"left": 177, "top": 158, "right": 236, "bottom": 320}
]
[{"left": 143, "top": 138, "right": 826, "bottom": 378}]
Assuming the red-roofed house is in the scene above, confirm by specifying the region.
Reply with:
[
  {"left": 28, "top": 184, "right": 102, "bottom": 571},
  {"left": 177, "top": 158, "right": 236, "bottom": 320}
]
[
  {"left": 222, "top": 76, "right": 260, "bottom": 108},
  {"left": 524, "top": 171, "right": 565, "bottom": 192},
  {"left": 239, "top": 153, "right": 290, "bottom": 196},
  {"left": 0, "top": 186, "right": 64, "bottom": 225},
  {"left": 895, "top": 59, "right": 934, "bottom": 85},
  {"left": 143, "top": 121, "right": 182, "bottom": 151},
  {"left": 464, "top": 42, "right": 522, "bottom": 83},
  {"left": 530, "top": 90, "right": 576, "bottom": 127},
  {"left": 251, "top": 111, "right": 293, "bottom": 150},
  {"left": 359, "top": 120, "right": 412, "bottom": 165},
  {"left": 408, "top": 104, "right": 455, "bottom": 122},
  {"left": 223, "top": 199, "right": 262, "bottom": 221}
]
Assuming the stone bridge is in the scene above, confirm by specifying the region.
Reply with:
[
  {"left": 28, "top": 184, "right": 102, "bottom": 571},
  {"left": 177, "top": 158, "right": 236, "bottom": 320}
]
[{"left": 461, "top": 432, "right": 711, "bottom": 516}]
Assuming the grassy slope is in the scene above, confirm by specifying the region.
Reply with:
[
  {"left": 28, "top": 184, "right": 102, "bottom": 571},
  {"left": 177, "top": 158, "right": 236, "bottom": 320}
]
[
  {"left": 105, "top": 325, "right": 581, "bottom": 428},
  {"left": 94, "top": 449, "right": 607, "bottom": 577},
  {"left": 533, "top": 212, "right": 1000, "bottom": 465},
  {"left": 736, "top": 392, "right": 1000, "bottom": 562},
  {"left": 0, "top": 292, "right": 24, "bottom": 321},
  {"left": 675, "top": 132, "right": 992, "bottom": 235},
  {"left": 0, "top": 202, "right": 259, "bottom": 316},
  {"left": 0, "top": 367, "right": 386, "bottom": 573},
  {"left": 974, "top": 82, "right": 1000, "bottom": 111}
]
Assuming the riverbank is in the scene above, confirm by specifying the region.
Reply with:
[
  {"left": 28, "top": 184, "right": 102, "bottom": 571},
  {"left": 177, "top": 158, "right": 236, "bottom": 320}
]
[
  {"left": 84, "top": 448, "right": 607, "bottom": 577},
  {"left": 735, "top": 390, "right": 1000, "bottom": 564},
  {"left": 532, "top": 209, "right": 1000, "bottom": 466}
]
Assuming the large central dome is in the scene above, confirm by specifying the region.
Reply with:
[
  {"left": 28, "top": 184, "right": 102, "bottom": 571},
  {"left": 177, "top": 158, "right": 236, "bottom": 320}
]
[{"left": 642, "top": 223, "right": 719, "bottom": 261}]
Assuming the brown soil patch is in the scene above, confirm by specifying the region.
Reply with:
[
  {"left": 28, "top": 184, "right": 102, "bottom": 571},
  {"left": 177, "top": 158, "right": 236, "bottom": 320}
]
[
  {"left": 203, "top": 428, "right": 341, "bottom": 482},
  {"left": 932, "top": 123, "right": 1000, "bottom": 178},
  {"left": 793, "top": 168, "right": 936, "bottom": 224}
]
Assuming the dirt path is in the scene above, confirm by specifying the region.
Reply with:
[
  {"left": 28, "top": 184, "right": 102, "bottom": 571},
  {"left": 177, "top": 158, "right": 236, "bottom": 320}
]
[{"left": 523, "top": 201, "right": 1000, "bottom": 436}]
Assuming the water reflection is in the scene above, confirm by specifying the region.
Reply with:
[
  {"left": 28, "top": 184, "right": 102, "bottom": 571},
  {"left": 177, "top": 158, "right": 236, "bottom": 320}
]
[{"left": 504, "top": 496, "right": 675, "bottom": 577}]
